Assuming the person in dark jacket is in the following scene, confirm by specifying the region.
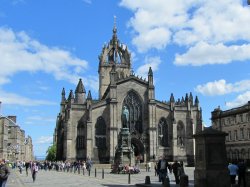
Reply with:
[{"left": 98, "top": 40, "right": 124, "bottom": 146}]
[
  {"left": 157, "top": 156, "right": 171, "bottom": 183},
  {"left": 238, "top": 160, "right": 246, "bottom": 187},
  {"left": 0, "top": 159, "right": 10, "bottom": 187},
  {"left": 171, "top": 161, "right": 181, "bottom": 184}
]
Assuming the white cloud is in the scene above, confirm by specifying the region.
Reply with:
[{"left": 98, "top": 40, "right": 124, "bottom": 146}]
[
  {"left": 36, "top": 136, "right": 53, "bottom": 144},
  {"left": 0, "top": 27, "right": 89, "bottom": 85},
  {"left": 120, "top": 0, "right": 250, "bottom": 65},
  {"left": 195, "top": 79, "right": 250, "bottom": 96},
  {"left": 132, "top": 27, "right": 171, "bottom": 52},
  {"left": 136, "top": 56, "right": 161, "bottom": 78},
  {"left": 174, "top": 42, "right": 250, "bottom": 66},
  {"left": 0, "top": 89, "right": 56, "bottom": 106},
  {"left": 225, "top": 91, "right": 250, "bottom": 108}
]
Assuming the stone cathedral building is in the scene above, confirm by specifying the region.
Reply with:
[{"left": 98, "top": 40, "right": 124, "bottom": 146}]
[{"left": 54, "top": 23, "right": 203, "bottom": 165}]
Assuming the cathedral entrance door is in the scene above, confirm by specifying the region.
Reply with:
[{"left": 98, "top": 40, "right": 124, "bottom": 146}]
[{"left": 131, "top": 138, "right": 144, "bottom": 163}]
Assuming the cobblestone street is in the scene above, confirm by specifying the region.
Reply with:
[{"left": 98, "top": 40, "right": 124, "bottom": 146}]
[{"left": 7, "top": 167, "right": 194, "bottom": 187}]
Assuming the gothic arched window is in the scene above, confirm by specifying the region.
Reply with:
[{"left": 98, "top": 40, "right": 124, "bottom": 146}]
[
  {"left": 177, "top": 121, "right": 185, "bottom": 146},
  {"left": 77, "top": 122, "right": 85, "bottom": 149},
  {"left": 95, "top": 117, "right": 106, "bottom": 148},
  {"left": 123, "top": 91, "right": 142, "bottom": 134},
  {"left": 158, "top": 118, "right": 168, "bottom": 147}
]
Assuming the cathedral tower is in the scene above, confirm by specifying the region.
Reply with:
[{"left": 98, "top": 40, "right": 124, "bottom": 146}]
[{"left": 98, "top": 18, "right": 131, "bottom": 99}]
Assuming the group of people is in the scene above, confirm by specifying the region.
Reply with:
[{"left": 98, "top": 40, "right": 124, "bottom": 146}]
[
  {"left": 155, "top": 156, "right": 185, "bottom": 185},
  {"left": 0, "top": 158, "right": 94, "bottom": 186},
  {"left": 228, "top": 160, "right": 247, "bottom": 187}
]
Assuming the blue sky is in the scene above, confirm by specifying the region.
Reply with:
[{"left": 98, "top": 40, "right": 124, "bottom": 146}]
[{"left": 0, "top": 0, "right": 250, "bottom": 157}]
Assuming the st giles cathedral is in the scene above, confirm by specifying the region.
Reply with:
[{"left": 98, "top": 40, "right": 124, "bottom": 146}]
[{"left": 54, "top": 22, "right": 203, "bottom": 165}]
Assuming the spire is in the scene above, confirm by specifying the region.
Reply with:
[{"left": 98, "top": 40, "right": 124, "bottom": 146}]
[
  {"left": 75, "top": 78, "right": 86, "bottom": 93},
  {"left": 148, "top": 67, "right": 153, "bottom": 86},
  {"left": 87, "top": 90, "right": 92, "bottom": 100},
  {"left": 68, "top": 90, "right": 74, "bottom": 100},
  {"left": 61, "top": 88, "right": 66, "bottom": 102},
  {"left": 195, "top": 96, "right": 199, "bottom": 106},
  {"left": 61, "top": 87, "right": 65, "bottom": 96},
  {"left": 148, "top": 67, "right": 153, "bottom": 76},
  {"left": 189, "top": 92, "right": 193, "bottom": 105},
  {"left": 170, "top": 93, "right": 175, "bottom": 103},
  {"left": 185, "top": 93, "right": 189, "bottom": 102},
  {"left": 112, "top": 15, "right": 117, "bottom": 41}
]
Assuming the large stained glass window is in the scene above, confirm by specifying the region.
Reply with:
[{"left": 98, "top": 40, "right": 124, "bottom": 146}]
[
  {"left": 123, "top": 91, "right": 142, "bottom": 134},
  {"left": 95, "top": 117, "right": 106, "bottom": 148},
  {"left": 77, "top": 122, "right": 85, "bottom": 149},
  {"left": 158, "top": 118, "right": 169, "bottom": 147}
]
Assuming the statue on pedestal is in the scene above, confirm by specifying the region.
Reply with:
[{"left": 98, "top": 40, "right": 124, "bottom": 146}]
[{"left": 122, "top": 106, "right": 129, "bottom": 128}]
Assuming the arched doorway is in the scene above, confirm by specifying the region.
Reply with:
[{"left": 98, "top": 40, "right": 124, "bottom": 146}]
[{"left": 131, "top": 138, "right": 145, "bottom": 162}]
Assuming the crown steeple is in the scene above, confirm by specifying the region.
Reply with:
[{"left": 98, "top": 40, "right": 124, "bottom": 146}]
[{"left": 98, "top": 19, "right": 131, "bottom": 99}]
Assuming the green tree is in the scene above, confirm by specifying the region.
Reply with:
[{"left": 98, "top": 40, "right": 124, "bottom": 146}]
[{"left": 46, "top": 144, "right": 56, "bottom": 161}]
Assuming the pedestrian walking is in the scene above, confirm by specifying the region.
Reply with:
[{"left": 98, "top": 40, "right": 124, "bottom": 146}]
[
  {"left": 172, "top": 160, "right": 181, "bottom": 184},
  {"left": 228, "top": 162, "right": 238, "bottom": 185},
  {"left": 31, "top": 162, "right": 39, "bottom": 182},
  {"left": 238, "top": 160, "right": 246, "bottom": 187},
  {"left": 0, "top": 159, "right": 10, "bottom": 187},
  {"left": 157, "top": 156, "right": 171, "bottom": 183},
  {"left": 25, "top": 161, "right": 30, "bottom": 176}
]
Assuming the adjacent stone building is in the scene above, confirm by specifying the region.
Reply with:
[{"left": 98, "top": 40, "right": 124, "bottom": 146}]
[
  {"left": 0, "top": 114, "right": 34, "bottom": 162},
  {"left": 211, "top": 101, "right": 250, "bottom": 162},
  {"left": 54, "top": 23, "right": 203, "bottom": 164}
]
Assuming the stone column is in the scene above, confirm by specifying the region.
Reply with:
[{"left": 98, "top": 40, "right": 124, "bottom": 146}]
[
  {"left": 109, "top": 101, "right": 118, "bottom": 162},
  {"left": 193, "top": 127, "right": 230, "bottom": 187},
  {"left": 86, "top": 121, "right": 92, "bottom": 159}
]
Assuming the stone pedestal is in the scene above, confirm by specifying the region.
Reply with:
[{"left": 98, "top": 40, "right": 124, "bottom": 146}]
[
  {"left": 112, "top": 128, "right": 134, "bottom": 173},
  {"left": 193, "top": 127, "right": 230, "bottom": 187}
]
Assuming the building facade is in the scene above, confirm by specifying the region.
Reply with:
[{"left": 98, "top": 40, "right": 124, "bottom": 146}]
[
  {"left": 54, "top": 24, "right": 203, "bottom": 165},
  {"left": 211, "top": 101, "right": 250, "bottom": 162},
  {"left": 0, "top": 114, "right": 34, "bottom": 162}
]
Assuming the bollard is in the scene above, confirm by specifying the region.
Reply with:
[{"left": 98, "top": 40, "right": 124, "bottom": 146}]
[
  {"left": 95, "top": 168, "right": 97, "bottom": 177},
  {"left": 128, "top": 172, "right": 131, "bottom": 184},
  {"left": 88, "top": 169, "right": 90, "bottom": 176},
  {"left": 145, "top": 176, "right": 151, "bottom": 184},
  {"left": 180, "top": 174, "right": 189, "bottom": 187},
  {"left": 102, "top": 169, "right": 104, "bottom": 179},
  {"left": 162, "top": 177, "right": 170, "bottom": 187}
]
